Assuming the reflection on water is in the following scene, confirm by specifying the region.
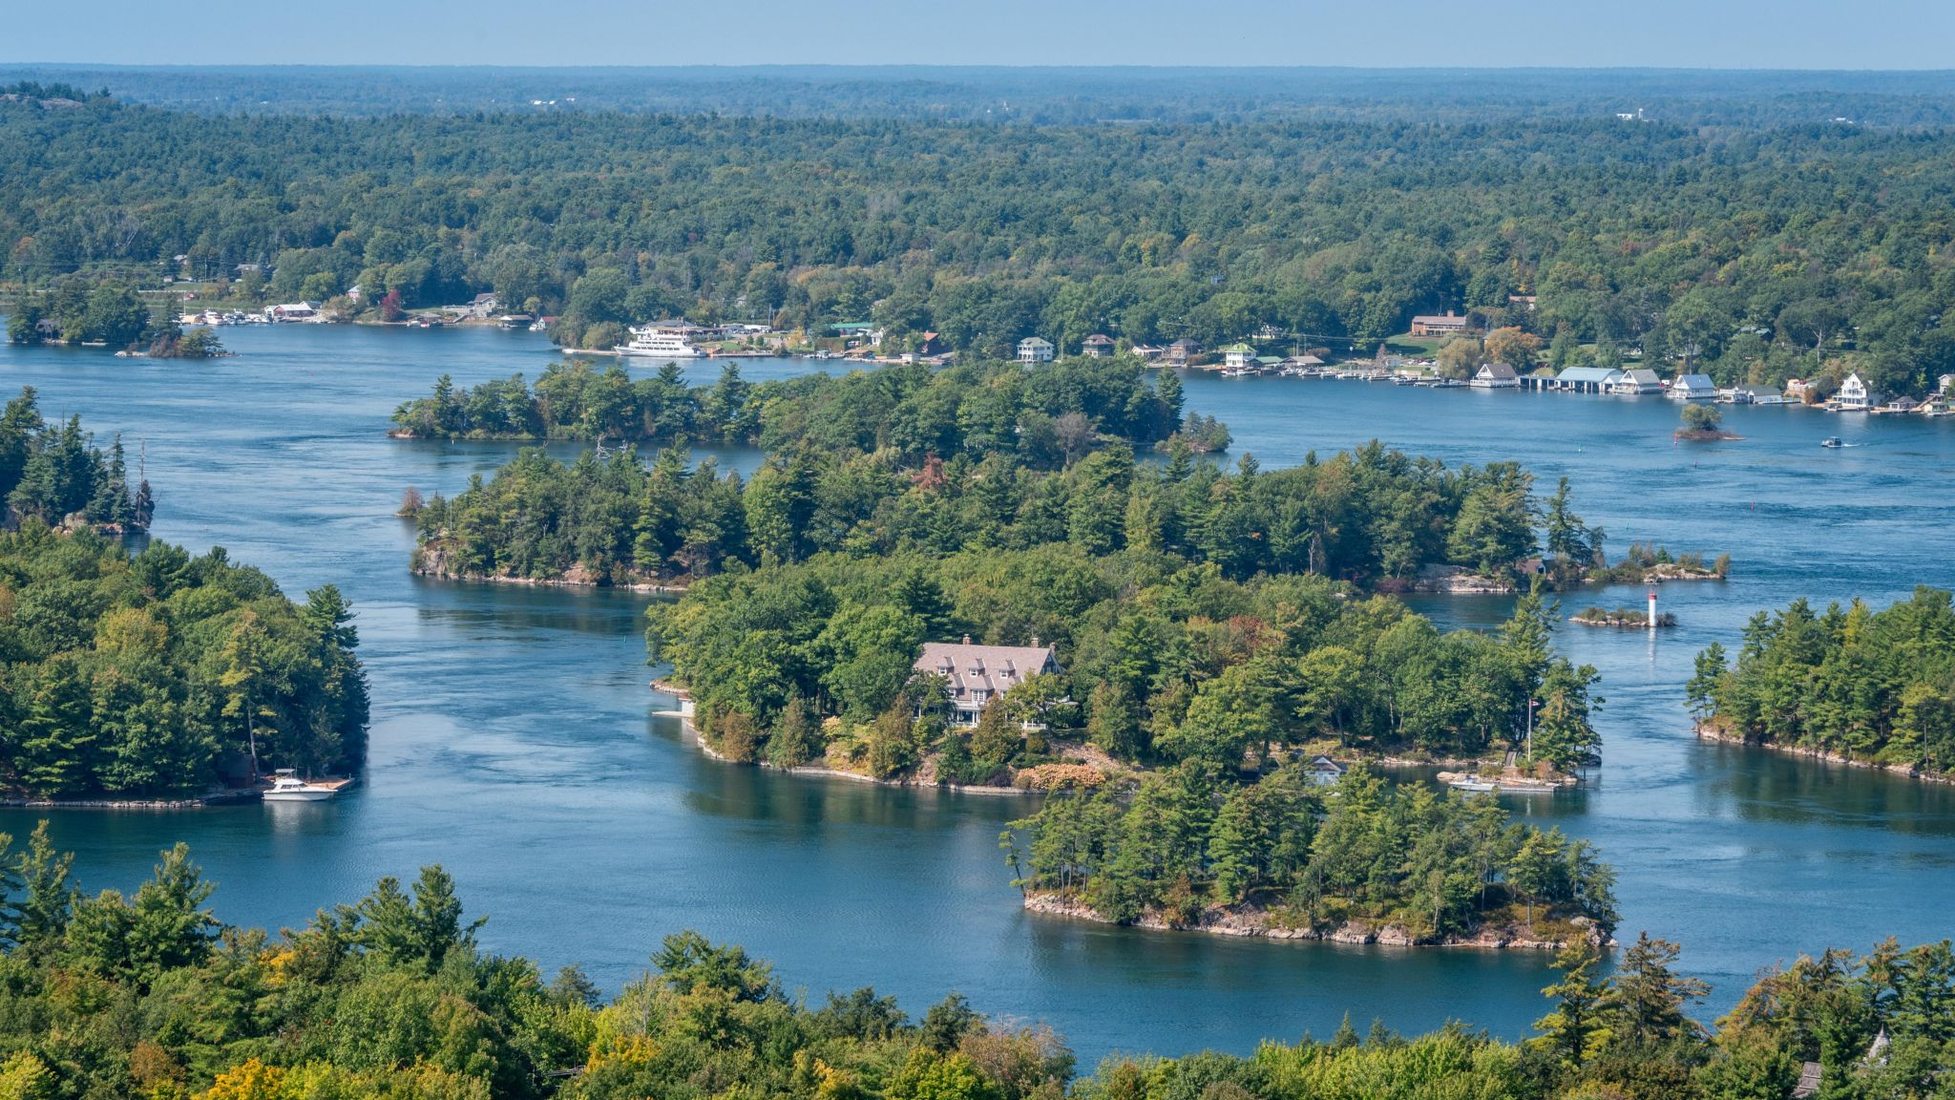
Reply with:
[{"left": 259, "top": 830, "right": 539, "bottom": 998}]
[{"left": 5, "top": 327, "right": 1955, "bottom": 1060}]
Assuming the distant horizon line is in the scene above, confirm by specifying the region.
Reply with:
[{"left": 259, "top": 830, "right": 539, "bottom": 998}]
[{"left": 7, "top": 61, "right": 1955, "bottom": 76}]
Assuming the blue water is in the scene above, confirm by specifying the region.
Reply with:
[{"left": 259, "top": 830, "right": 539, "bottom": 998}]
[{"left": 4, "top": 325, "right": 1954, "bottom": 1064}]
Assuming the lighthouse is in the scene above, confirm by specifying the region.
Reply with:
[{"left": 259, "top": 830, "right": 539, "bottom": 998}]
[{"left": 1647, "top": 587, "right": 1659, "bottom": 629}]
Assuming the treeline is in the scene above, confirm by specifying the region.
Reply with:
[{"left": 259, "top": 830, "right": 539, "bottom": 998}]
[
  {"left": 649, "top": 552, "right": 1602, "bottom": 778},
  {"left": 0, "top": 524, "right": 368, "bottom": 798},
  {"left": 1005, "top": 763, "right": 1616, "bottom": 941},
  {"left": 0, "top": 387, "right": 150, "bottom": 533},
  {"left": 391, "top": 357, "right": 1216, "bottom": 453},
  {"left": 5, "top": 281, "right": 158, "bottom": 350},
  {"left": 11, "top": 102, "right": 1955, "bottom": 393},
  {"left": 0, "top": 831, "right": 1950, "bottom": 1099},
  {"left": 1690, "top": 586, "right": 1955, "bottom": 775},
  {"left": 416, "top": 429, "right": 1579, "bottom": 593}
]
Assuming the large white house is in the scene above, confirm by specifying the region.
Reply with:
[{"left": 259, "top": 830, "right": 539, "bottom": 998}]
[
  {"left": 1016, "top": 337, "right": 1056, "bottom": 364},
  {"left": 1837, "top": 372, "right": 1877, "bottom": 411},
  {"left": 914, "top": 639, "right": 1059, "bottom": 727},
  {"left": 1222, "top": 342, "right": 1258, "bottom": 370}
]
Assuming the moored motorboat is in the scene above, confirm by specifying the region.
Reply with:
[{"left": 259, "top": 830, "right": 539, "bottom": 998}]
[{"left": 261, "top": 769, "right": 347, "bottom": 802}]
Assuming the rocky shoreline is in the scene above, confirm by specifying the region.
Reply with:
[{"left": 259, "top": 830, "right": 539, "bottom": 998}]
[
  {"left": 1694, "top": 723, "right": 1953, "bottom": 786},
  {"left": 1, "top": 789, "right": 262, "bottom": 810},
  {"left": 1021, "top": 892, "right": 1608, "bottom": 950},
  {"left": 411, "top": 552, "right": 686, "bottom": 594}
]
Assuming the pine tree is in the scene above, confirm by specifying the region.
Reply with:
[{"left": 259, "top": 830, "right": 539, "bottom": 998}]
[{"left": 1532, "top": 940, "right": 1611, "bottom": 1066}]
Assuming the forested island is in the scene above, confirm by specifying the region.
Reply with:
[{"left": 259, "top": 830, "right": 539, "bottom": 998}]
[
  {"left": 9, "top": 77, "right": 1955, "bottom": 395},
  {"left": 0, "top": 829, "right": 1948, "bottom": 1097},
  {"left": 0, "top": 387, "right": 150, "bottom": 534},
  {"left": 1004, "top": 762, "right": 1616, "bottom": 948},
  {"left": 1689, "top": 587, "right": 1955, "bottom": 779},
  {"left": 0, "top": 524, "right": 368, "bottom": 800},
  {"left": 650, "top": 557, "right": 1601, "bottom": 786},
  {"left": 391, "top": 359, "right": 1225, "bottom": 453}
]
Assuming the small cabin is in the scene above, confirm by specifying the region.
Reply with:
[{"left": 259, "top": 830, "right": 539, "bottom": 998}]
[{"left": 1305, "top": 754, "right": 1347, "bottom": 786}]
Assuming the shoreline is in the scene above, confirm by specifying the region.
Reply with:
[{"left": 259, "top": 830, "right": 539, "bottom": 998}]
[
  {"left": 411, "top": 566, "right": 687, "bottom": 596},
  {"left": 1021, "top": 892, "right": 1609, "bottom": 951},
  {"left": 655, "top": 703, "right": 1041, "bottom": 796},
  {"left": 1694, "top": 723, "right": 1953, "bottom": 786},
  {"left": 1, "top": 789, "right": 263, "bottom": 810}
]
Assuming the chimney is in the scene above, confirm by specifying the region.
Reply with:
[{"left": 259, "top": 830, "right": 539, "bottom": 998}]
[
  {"left": 962, "top": 634, "right": 972, "bottom": 645},
  {"left": 1031, "top": 634, "right": 1041, "bottom": 648}
]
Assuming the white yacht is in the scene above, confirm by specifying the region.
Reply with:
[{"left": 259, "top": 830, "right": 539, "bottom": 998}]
[
  {"left": 615, "top": 324, "right": 706, "bottom": 358},
  {"left": 262, "top": 769, "right": 342, "bottom": 802}
]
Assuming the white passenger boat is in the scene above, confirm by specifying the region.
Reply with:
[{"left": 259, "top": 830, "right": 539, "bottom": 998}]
[{"left": 615, "top": 325, "right": 706, "bottom": 358}]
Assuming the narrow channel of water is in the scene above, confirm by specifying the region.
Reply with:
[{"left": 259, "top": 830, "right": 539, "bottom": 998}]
[{"left": 3, "top": 325, "right": 1952, "bottom": 1063}]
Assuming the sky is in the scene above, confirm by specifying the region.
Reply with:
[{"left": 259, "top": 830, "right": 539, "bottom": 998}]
[{"left": 7, "top": 0, "right": 1955, "bottom": 69}]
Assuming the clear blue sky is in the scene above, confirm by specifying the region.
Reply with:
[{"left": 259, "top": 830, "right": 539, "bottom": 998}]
[{"left": 8, "top": 0, "right": 1953, "bottom": 68}]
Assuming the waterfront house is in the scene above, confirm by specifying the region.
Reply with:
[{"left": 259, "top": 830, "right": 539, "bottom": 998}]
[
  {"left": 1608, "top": 368, "right": 1663, "bottom": 395},
  {"left": 1470, "top": 362, "right": 1520, "bottom": 389},
  {"left": 1305, "top": 754, "right": 1346, "bottom": 786},
  {"left": 1081, "top": 333, "right": 1115, "bottom": 358},
  {"left": 1940, "top": 373, "right": 1955, "bottom": 395},
  {"left": 1410, "top": 310, "right": 1473, "bottom": 337},
  {"left": 1785, "top": 378, "right": 1818, "bottom": 402},
  {"left": 1721, "top": 385, "right": 1784, "bottom": 405},
  {"left": 1166, "top": 337, "right": 1202, "bottom": 365},
  {"left": 1670, "top": 373, "right": 1718, "bottom": 401},
  {"left": 267, "top": 302, "right": 318, "bottom": 322},
  {"left": 1016, "top": 337, "right": 1056, "bottom": 364},
  {"left": 1554, "top": 366, "right": 1623, "bottom": 394},
  {"left": 1222, "top": 342, "right": 1258, "bottom": 370},
  {"left": 918, "top": 331, "right": 945, "bottom": 356},
  {"left": 914, "top": 638, "right": 1060, "bottom": 727},
  {"left": 1837, "top": 373, "right": 1877, "bottom": 411},
  {"left": 1131, "top": 343, "right": 1164, "bottom": 361}
]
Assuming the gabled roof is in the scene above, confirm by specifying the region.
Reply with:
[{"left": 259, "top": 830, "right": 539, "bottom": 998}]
[
  {"left": 1673, "top": 373, "right": 1716, "bottom": 389},
  {"left": 1221, "top": 342, "right": 1256, "bottom": 354},
  {"left": 915, "top": 641, "right": 1058, "bottom": 702},
  {"left": 1082, "top": 333, "right": 1115, "bottom": 345},
  {"left": 1477, "top": 362, "right": 1519, "bottom": 379},
  {"left": 1017, "top": 336, "right": 1054, "bottom": 348},
  {"left": 1619, "top": 368, "right": 1662, "bottom": 384}
]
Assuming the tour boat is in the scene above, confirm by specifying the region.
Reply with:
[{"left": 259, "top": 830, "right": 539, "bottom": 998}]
[
  {"left": 262, "top": 770, "right": 341, "bottom": 802},
  {"left": 615, "top": 325, "right": 706, "bottom": 358}
]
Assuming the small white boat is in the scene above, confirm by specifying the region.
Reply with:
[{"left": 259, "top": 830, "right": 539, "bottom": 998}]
[
  {"left": 1448, "top": 777, "right": 1499, "bottom": 793},
  {"left": 262, "top": 769, "right": 341, "bottom": 802},
  {"left": 1820, "top": 436, "right": 1845, "bottom": 449}
]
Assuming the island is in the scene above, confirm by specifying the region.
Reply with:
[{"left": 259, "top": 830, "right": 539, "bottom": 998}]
[
  {"left": 1689, "top": 587, "right": 1955, "bottom": 782},
  {"left": 0, "top": 524, "right": 368, "bottom": 805}
]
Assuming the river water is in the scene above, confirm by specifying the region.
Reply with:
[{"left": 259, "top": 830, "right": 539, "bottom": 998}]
[{"left": 3, "top": 325, "right": 1954, "bottom": 1063}]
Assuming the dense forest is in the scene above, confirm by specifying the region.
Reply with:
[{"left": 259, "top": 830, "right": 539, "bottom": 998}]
[
  {"left": 0, "top": 524, "right": 368, "bottom": 798},
  {"left": 1004, "top": 762, "right": 1615, "bottom": 942},
  {"left": 649, "top": 549, "right": 1601, "bottom": 780},
  {"left": 1689, "top": 587, "right": 1955, "bottom": 776},
  {"left": 0, "top": 387, "right": 151, "bottom": 534},
  {"left": 0, "top": 830, "right": 1948, "bottom": 1098},
  {"left": 410, "top": 359, "right": 1606, "bottom": 592},
  {"left": 391, "top": 358, "right": 1222, "bottom": 452},
  {"left": 8, "top": 87, "right": 1955, "bottom": 393}
]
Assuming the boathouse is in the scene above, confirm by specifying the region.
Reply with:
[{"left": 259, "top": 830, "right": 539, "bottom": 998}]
[
  {"left": 1470, "top": 362, "right": 1520, "bottom": 389},
  {"left": 1222, "top": 342, "right": 1258, "bottom": 370},
  {"left": 914, "top": 638, "right": 1060, "bottom": 727},
  {"left": 1609, "top": 368, "right": 1663, "bottom": 395},
  {"left": 1554, "top": 366, "right": 1622, "bottom": 394},
  {"left": 1670, "top": 373, "right": 1718, "bottom": 400}
]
